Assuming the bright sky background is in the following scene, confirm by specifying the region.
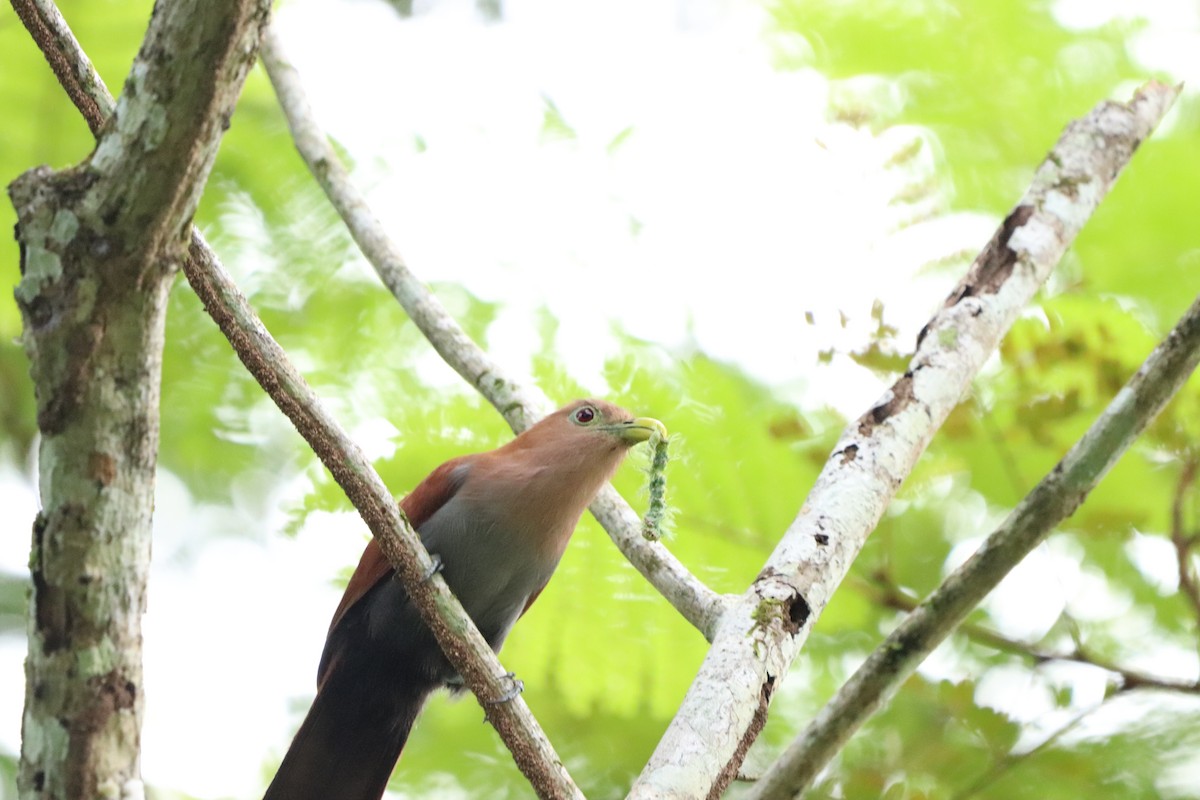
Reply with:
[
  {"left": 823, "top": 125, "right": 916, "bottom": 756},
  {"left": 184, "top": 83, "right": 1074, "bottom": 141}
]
[{"left": 1, "top": 0, "right": 1197, "bottom": 797}]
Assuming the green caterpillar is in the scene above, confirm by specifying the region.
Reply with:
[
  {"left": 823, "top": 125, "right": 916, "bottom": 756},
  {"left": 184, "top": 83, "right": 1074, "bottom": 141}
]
[{"left": 642, "top": 430, "right": 670, "bottom": 541}]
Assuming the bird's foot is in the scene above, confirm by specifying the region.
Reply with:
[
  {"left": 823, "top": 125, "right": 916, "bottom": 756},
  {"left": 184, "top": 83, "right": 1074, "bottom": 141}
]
[
  {"left": 485, "top": 672, "right": 525, "bottom": 706},
  {"left": 421, "top": 554, "right": 444, "bottom": 583}
]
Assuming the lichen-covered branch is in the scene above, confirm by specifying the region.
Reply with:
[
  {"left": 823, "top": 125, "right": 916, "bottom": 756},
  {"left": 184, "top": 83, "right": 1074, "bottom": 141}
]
[
  {"left": 259, "top": 28, "right": 725, "bottom": 638},
  {"left": 10, "top": 1, "right": 271, "bottom": 797},
  {"left": 626, "top": 82, "right": 1180, "bottom": 800}
]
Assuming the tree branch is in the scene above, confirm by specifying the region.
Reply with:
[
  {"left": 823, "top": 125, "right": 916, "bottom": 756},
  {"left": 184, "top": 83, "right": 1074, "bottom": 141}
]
[
  {"left": 627, "top": 82, "right": 1181, "bottom": 800},
  {"left": 10, "top": 0, "right": 111, "bottom": 134},
  {"left": 10, "top": 0, "right": 270, "bottom": 796},
  {"left": 258, "top": 27, "right": 726, "bottom": 639},
  {"left": 747, "top": 290, "right": 1200, "bottom": 799}
]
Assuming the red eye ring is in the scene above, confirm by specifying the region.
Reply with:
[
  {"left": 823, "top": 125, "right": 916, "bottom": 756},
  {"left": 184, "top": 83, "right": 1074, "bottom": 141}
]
[{"left": 573, "top": 406, "right": 596, "bottom": 424}]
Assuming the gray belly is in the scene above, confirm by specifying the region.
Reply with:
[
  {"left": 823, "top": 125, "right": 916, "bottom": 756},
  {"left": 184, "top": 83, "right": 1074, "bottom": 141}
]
[{"left": 361, "top": 494, "right": 559, "bottom": 684}]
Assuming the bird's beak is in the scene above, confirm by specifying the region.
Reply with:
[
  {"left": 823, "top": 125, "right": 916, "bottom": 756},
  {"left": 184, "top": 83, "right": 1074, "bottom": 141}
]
[{"left": 615, "top": 416, "right": 668, "bottom": 444}]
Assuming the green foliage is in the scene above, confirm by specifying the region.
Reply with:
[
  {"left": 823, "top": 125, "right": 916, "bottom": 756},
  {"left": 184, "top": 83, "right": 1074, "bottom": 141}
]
[
  {"left": 540, "top": 95, "right": 577, "bottom": 143},
  {"left": 771, "top": 0, "right": 1148, "bottom": 212},
  {"left": 0, "top": 752, "right": 14, "bottom": 800},
  {"left": 0, "top": 572, "right": 25, "bottom": 637}
]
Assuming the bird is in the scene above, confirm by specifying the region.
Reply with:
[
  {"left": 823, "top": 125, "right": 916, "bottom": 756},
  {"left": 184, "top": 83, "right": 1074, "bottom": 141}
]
[{"left": 263, "top": 398, "right": 665, "bottom": 800}]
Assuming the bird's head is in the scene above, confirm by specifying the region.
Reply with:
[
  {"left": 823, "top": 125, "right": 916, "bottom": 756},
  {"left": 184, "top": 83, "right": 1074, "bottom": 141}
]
[
  {"left": 466, "top": 398, "right": 666, "bottom": 558},
  {"left": 496, "top": 398, "right": 666, "bottom": 496},
  {"left": 553, "top": 398, "right": 667, "bottom": 446}
]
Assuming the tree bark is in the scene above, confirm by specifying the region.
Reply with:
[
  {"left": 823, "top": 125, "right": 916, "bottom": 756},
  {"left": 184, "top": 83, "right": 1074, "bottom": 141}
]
[{"left": 11, "top": 1, "right": 270, "bottom": 797}]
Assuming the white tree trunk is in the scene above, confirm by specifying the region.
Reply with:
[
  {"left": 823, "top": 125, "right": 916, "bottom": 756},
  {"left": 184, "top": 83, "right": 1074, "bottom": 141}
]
[{"left": 627, "top": 82, "right": 1179, "bottom": 800}]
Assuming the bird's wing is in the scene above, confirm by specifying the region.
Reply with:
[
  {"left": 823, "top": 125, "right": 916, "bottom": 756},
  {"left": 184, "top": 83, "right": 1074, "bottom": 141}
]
[{"left": 326, "top": 456, "right": 473, "bottom": 634}]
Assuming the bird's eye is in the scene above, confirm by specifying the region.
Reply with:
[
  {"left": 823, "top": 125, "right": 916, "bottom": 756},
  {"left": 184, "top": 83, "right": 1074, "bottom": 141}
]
[{"left": 573, "top": 406, "right": 597, "bottom": 425}]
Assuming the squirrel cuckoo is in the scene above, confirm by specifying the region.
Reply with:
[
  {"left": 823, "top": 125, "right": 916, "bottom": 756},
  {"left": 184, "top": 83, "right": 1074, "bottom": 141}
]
[{"left": 264, "top": 399, "right": 665, "bottom": 800}]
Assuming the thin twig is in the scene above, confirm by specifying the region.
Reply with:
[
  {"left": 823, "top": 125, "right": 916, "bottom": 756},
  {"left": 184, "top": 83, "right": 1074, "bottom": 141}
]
[
  {"left": 862, "top": 575, "right": 1200, "bottom": 694},
  {"left": 258, "top": 27, "right": 725, "bottom": 639},
  {"left": 747, "top": 290, "right": 1200, "bottom": 800},
  {"left": 1171, "top": 456, "right": 1200, "bottom": 624}
]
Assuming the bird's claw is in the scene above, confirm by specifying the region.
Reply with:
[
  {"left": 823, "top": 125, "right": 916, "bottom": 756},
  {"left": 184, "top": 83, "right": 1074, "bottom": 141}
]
[
  {"left": 485, "top": 672, "right": 524, "bottom": 706},
  {"left": 421, "top": 554, "right": 444, "bottom": 583}
]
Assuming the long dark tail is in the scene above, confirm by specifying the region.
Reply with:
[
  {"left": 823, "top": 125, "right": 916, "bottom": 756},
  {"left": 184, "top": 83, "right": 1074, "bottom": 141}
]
[{"left": 263, "top": 666, "right": 431, "bottom": 800}]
